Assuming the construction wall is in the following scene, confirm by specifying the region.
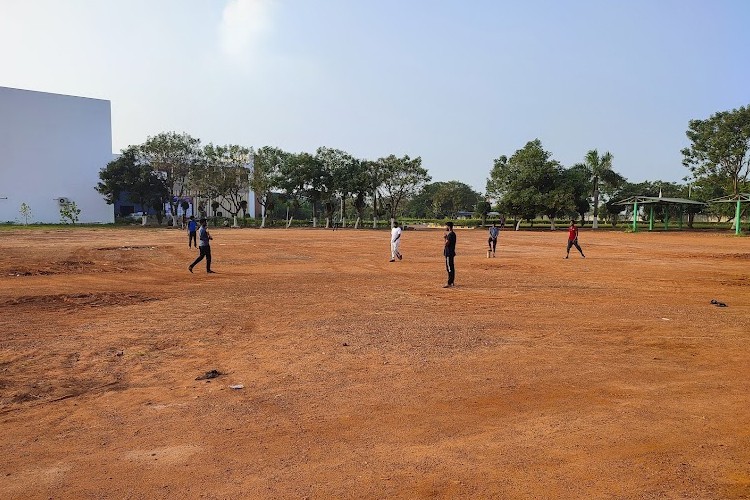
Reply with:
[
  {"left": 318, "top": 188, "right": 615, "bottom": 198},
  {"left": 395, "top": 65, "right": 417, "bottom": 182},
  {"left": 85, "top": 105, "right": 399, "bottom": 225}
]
[{"left": 0, "top": 86, "right": 114, "bottom": 223}]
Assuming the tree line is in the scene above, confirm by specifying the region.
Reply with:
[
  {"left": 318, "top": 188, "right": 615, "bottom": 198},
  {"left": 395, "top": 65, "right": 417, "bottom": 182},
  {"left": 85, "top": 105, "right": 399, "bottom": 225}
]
[{"left": 97, "top": 104, "right": 749, "bottom": 228}]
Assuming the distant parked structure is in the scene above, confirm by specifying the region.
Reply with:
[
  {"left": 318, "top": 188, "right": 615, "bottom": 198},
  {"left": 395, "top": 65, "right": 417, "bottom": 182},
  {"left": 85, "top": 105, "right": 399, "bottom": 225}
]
[{"left": 0, "top": 86, "right": 114, "bottom": 223}]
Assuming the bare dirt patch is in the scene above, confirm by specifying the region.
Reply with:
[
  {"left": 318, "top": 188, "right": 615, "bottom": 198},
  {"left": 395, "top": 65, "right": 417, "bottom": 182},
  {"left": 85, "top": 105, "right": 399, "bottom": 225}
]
[
  {"left": 1, "top": 227, "right": 749, "bottom": 498},
  {"left": 1, "top": 292, "right": 157, "bottom": 310}
]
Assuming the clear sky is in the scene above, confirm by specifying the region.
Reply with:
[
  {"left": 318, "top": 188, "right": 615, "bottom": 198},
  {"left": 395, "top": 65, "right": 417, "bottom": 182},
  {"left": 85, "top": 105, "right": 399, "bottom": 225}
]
[{"left": 1, "top": 0, "right": 748, "bottom": 192}]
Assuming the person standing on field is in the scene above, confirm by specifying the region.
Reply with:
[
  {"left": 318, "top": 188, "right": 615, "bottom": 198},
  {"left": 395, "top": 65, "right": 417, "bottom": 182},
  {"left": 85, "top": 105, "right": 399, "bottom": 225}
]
[
  {"left": 488, "top": 223, "right": 500, "bottom": 257},
  {"left": 443, "top": 221, "right": 456, "bottom": 287},
  {"left": 390, "top": 221, "right": 403, "bottom": 262},
  {"left": 565, "top": 220, "right": 585, "bottom": 259},
  {"left": 189, "top": 218, "right": 215, "bottom": 273},
  {"left": 187, "top": 216, "right": 198, "bottom": 248}
]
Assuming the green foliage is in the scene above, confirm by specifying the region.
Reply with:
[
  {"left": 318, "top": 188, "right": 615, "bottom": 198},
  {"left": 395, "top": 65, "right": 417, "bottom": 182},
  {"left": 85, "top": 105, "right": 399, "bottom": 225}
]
[
  {"left": 584, "top": 149, "right": 625, "bottom": 225},
  {"left": 19, "top": 203, "right": 32, "bottom": 225},
  {"left": 489, "top": 139, "right": 570, "bottom": 225},
  {"left": 315, "top": 147, "right": 358, "bottom": 225},
  {"left": 378, "top": 154, "right": 431, "bottom": 220},
  {"left": 682, "top": 105, "right": 750, "bottom": 196},
  {"left": 200, "top": 143, "right": 251, "bottom": 218},
  {"left": 59, "top": 201, "right": 81, "bottom": 224},
  {"left": 474, "top": 200, "right": 491, "bottom": 224},
  {"left": 97, "top": 145, "right": 169, "bottom": 219},
  {"left": 564, "top": 164, "right": 592, "bottom": 222},
  {"left": 252, "top": 146, "right": 287, "bottom": 223},
  {"left": 405, "top": 181, "right": 481, "bottom": 218},
  {"left": 140, "top": 132, "right": 202, "bottom": 224}
]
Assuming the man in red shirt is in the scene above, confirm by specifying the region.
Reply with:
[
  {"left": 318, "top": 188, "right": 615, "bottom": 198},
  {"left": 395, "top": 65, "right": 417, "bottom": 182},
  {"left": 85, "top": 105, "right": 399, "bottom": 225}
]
[{"left": 565, "top": 220, "right": 585, "bottom": 259}]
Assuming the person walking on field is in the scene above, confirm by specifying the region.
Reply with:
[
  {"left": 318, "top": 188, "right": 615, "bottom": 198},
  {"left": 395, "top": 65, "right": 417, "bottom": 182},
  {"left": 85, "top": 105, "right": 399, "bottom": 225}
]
[
  {"left": 390, "top": 221, "right": 403, "bottom": 262},
  {"left": 487, "top": 222, "right": 500, "bottom": 257},
  {"left": 187, "top": 215, "right": 198, "bottom": 248},
  {"left": 189, "top": 218, "right": 215, "bottom": 273},
  {"left": 565, "top": 220, "right": 585, "bottom": 259},
  {"left": 443, "top": 221, "right": 456, "bottom": 287}
]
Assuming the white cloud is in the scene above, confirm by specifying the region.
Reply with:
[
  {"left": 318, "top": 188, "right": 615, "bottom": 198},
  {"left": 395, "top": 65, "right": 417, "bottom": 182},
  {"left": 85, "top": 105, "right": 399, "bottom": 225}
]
[{"left": 219, "top": 0, "right": 275, "bottom": 57}]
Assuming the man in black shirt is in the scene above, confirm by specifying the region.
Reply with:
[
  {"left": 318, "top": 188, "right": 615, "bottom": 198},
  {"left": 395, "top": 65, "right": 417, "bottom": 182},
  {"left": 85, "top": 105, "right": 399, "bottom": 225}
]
[
  {"left": 443, "top": 221, "right": 456, "bottom": 288},
  {"left": 189, "top": 218, "right": 215, "bottom": 274}
]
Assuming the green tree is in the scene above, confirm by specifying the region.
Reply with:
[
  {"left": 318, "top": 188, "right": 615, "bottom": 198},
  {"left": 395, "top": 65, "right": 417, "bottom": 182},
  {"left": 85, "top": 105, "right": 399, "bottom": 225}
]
[
  {"left": 252, "top": 146, "right": 286, "bottom": 228},
  {"left": 378, "top": 154, "right": 431, "bottom": 225},
  {"left": 541, "top": 166, "right": 574, "bottom": 230},
  {"left": 690, "top": 173, "right": 734, "bottom": 223},
  {"left": 96, "top": 146, "right": 139, "bottom": 205},
  {"left": 59, "top": 200, "right": 81, "bottom": 224},
  {"left": 485, "top": 154, "right": 508, "bottom": 202},
  {"left": 407, "top": 181, "right": 480, "bottom": 219},
  {"left": 433, "top": 181, "right": 481, "bottom": 218},
  {"left": 565, "top": 163, "right": 593, "bottom": 224},
  {"left": 474, "top": 200, "right": 491, "bottom": 226},
  {"left": 203, "top": 144, "right": 251, "bottom": 227},
  {"left": 584, "top": 149, "right": 625, "bottom": 228},
  {"left": 405, "top": 182, "right": 441, "bottom": 218},
  {"left": 348, "top": 159, "right": 372, "bottom": 229},
  {"left": 19, "top": 203, "right": 32, "bottom": 225},
  {"left": 278, "top": 152, "right": 317, "bottom": 227},
  {"left": 488, "top": 140, "right": 564, "bottom": 228},
  {"left": 316, "top": 147, "right": 356, "bottom": 227},
  {"left": 140, "top": 132, "right": 202, "bottom": 227},
  {"left": 682, "top": 105, "right": 750, "bottom": 197},
  {"left": 96, "top": 146, "right": 168, "bottom": 224}
]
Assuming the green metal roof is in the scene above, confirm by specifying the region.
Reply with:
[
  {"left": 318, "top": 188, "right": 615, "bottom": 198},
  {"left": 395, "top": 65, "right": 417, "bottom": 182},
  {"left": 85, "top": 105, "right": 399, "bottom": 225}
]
[
  {"left": 614, "top": 196, "right": 706, "bottom": 206},
  {"left": 709, "top": 193, "right": 750, "bottom": 203}
]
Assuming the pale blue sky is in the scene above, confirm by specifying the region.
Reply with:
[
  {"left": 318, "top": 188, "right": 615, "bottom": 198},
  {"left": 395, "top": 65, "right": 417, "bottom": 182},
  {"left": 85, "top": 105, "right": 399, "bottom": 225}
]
[{"left": 1, "top": 0, "right": 748, "bottom": 192}]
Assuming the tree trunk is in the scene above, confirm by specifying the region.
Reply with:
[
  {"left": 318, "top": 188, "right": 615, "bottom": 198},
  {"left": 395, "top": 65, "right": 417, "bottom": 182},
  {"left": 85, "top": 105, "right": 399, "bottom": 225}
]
[
  {"left": 286, "top": 216, "right": 294, "bottom": 228},
  {"left": 592, "top": 187, "right": 600, "bottom": 229},
  {"left": 232, "top": 215, "right": 239, "bottom": 228},
  {"left": 355, "top": 216, "right": 361, "bottom": 229},
  {"left": 313, "top": 216, "right": 318, "bottom": 228},
  {"left": 390, "top": 217, "right": 395, "bottom": 228},
  {"left": 141, "top": 215, "right": 147, "bottom": 226},
  {"left": 515, "top": 220, "right": 521, "bottom": 231},
  {"left": 260, "top": 205, "right": 266, "bottom": 228}
]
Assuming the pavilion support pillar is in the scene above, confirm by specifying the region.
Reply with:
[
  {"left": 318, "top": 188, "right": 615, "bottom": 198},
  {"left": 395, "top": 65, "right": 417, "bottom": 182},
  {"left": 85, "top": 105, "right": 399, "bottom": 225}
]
[
  {"left": 736, "top": 199, "right": 742, "bottom": 235},
  {"left": 632, "top": 201, "right": 638, "bottom": 232},
  {"left": 649, "top": 206, "right": 654, "bottom": 231},
  {"left": 679, "top": 207, "right": 683, "bottom": 229}
]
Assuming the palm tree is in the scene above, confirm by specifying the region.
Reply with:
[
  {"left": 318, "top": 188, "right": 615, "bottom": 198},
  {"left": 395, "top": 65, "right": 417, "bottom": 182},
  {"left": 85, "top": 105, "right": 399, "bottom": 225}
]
[{"left": 585, "top": 150, "right": 624, "bottom": 229}]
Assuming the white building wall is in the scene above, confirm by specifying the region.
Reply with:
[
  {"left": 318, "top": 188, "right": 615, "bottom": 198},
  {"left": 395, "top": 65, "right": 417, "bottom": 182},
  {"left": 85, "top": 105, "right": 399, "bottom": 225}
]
[{"left": 0, "top": 87, "right": 114, "bottom": 223}]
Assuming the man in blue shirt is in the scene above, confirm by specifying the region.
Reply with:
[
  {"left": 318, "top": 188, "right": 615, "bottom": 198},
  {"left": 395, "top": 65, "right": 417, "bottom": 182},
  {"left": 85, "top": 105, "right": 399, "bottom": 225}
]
[
  {"left": 187, "top": 216, "right": 198, "bottom": 248},
  {"left": 188, "top": 218, "right": 215, "bottom": 273}
]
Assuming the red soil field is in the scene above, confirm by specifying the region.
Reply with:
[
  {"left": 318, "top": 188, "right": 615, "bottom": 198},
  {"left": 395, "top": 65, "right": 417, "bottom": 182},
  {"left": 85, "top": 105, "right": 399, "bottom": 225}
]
[{"left": 1, "top": 226, "right": 749, "bottom": 499}]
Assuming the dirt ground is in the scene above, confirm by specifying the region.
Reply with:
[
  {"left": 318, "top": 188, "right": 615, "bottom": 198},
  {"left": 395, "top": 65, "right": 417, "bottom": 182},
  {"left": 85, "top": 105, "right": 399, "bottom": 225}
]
[{"left": 1, "top": 225, "right": 749, "bottom": 499}]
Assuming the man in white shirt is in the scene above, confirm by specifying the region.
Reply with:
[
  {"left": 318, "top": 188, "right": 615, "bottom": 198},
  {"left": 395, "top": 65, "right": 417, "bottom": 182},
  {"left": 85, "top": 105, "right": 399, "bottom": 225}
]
[{"left": 390, "top": 222, "right": 403, "bottom": 262}]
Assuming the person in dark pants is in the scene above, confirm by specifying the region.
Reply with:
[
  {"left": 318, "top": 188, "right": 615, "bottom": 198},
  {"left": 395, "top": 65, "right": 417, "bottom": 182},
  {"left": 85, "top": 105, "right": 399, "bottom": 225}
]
[
  {"left": 487, "top": 223, "right": 499, "bottom": 257},
  {"left": 189, "top": 218, "right": 215, "bottom": 273},
  {"left": 443, "top": 221, "right": 456, "bottom": 288},
  {"left": 565, "top": 220, "right": 585, "bottom": 259},
  {"left": 187, "top": 216, "right": 198, "bottom": 248}
]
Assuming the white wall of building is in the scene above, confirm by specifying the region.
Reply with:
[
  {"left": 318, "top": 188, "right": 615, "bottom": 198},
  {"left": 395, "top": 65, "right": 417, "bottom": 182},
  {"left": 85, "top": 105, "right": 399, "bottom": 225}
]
[{"left": 0, "top": 87, "right": 114, "bottom": 223}]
